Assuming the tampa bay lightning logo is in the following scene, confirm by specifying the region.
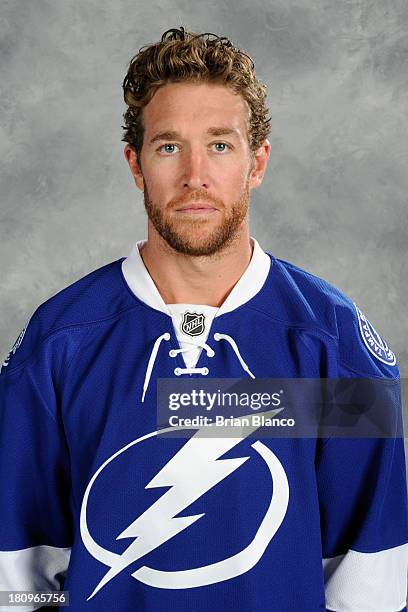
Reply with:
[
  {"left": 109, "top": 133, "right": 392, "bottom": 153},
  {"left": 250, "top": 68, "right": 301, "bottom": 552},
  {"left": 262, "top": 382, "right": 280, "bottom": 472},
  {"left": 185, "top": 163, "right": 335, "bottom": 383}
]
[
  {"left": 354, "top": 303, "right": 396, "bottom": 366},
  {"left": 80, "top": 411, "right": 289, "bottom": 599}
]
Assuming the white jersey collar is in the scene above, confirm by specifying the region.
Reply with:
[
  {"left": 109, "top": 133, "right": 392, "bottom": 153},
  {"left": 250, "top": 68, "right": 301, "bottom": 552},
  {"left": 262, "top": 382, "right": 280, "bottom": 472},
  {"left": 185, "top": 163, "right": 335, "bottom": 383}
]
[{"left": 121, "top": 236, "right": 271, "bottom": 317}]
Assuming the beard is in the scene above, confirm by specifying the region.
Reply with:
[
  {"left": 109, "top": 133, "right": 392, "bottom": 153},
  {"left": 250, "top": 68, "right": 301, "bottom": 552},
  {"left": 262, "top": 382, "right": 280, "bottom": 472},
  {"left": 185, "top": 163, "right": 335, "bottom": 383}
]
[{"left": 142, "top": 175, "right": 251, "bottom": 257}]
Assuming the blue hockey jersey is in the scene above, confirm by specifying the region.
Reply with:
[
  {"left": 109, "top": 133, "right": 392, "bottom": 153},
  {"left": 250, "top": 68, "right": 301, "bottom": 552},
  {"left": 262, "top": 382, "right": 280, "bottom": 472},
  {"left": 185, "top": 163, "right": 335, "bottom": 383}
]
[{"left": 0, "top": 237, "right": 407, "bottom": 611}]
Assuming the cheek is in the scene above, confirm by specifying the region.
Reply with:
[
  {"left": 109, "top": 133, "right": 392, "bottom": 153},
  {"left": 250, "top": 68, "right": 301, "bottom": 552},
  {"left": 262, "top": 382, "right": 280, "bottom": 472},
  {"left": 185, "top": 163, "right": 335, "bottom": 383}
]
[
  {"left": 227, "top": 167, "right": 252, "bottom": 194},
  {"left": 143, "top": 171, "right": 168, "bottom": 201},
  {"left": 143, "top": 159, "right": 251, "bottom": 201}
]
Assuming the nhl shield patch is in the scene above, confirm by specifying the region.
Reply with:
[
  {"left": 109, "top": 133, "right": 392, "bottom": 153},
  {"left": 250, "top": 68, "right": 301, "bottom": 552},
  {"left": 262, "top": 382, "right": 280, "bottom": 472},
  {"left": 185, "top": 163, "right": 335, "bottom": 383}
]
[
  {"left": 354, "top": 303, "right": 396, "bottom": 366},
  {"left": 181, "top": 311, "right": 205, "bottom": 337}
]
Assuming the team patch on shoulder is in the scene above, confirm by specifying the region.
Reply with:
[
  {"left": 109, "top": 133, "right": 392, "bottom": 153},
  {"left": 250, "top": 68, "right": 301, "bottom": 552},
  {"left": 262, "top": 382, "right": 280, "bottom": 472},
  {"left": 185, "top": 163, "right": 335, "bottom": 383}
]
[
  {"left": 354, "top": 303, "right": 396, "bottom": 366},
  {"left": 1, "top": 319, "right": 30, "bottom": 370}
]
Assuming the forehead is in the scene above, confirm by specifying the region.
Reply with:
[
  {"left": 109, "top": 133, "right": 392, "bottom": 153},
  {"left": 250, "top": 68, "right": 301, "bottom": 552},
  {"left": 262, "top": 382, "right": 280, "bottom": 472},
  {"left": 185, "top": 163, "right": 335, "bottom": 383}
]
[{"left": 142, "top": 81, "right": 249, "bottom": 137}]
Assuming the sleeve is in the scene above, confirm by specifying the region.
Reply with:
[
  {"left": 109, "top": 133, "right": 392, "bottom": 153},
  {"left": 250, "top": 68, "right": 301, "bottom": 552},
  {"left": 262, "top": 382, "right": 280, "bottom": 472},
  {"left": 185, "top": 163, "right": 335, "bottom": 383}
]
[
  {"left": 317, "top": 303, "right": 408, "bottom": 612},
  {"left": 0, "top": 323, "right": 73, "bottom": 612}
]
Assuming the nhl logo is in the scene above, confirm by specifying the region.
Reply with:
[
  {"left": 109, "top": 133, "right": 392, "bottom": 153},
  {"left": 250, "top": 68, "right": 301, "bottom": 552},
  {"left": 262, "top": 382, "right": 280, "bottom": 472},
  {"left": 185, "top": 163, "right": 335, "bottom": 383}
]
[
  {"left": 354, "top": 303, "right": 396, "bottom": 366},
  {"left": 181, "top": 311, "right": 205, "bottom": 337}
]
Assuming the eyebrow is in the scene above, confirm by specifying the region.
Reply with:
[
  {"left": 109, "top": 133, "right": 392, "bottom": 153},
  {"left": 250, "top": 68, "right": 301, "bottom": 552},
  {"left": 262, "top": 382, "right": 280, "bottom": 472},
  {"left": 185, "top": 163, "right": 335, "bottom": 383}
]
[{"left": 149, "top": 127, "right": 240, "bottom": 145}]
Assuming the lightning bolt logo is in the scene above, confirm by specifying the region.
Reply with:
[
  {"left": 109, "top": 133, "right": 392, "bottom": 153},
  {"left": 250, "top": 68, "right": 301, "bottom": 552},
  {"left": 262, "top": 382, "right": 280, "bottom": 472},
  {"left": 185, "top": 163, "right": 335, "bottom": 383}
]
[{"left": 80, "top": 408, "right": 289, "bottom": 598}]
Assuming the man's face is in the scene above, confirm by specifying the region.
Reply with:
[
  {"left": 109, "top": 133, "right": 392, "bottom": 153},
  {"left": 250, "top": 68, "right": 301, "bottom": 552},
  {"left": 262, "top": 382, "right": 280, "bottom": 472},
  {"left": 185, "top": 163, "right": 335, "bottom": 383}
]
[{"left": 126, "top": 81, "right": 266, "bottom": 256}]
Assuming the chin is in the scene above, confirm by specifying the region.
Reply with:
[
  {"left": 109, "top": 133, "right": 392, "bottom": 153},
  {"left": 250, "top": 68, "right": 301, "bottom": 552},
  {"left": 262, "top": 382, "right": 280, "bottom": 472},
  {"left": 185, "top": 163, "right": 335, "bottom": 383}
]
[{"left": 162, "top": 226, "right": 238, "bottom": 257}]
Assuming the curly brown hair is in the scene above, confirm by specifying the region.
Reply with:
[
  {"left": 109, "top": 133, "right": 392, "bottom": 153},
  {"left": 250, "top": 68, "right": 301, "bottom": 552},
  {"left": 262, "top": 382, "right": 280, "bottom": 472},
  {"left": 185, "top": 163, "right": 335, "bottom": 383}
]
[{"left": 121, "top": 26, "right": 271, "bottom": 165}]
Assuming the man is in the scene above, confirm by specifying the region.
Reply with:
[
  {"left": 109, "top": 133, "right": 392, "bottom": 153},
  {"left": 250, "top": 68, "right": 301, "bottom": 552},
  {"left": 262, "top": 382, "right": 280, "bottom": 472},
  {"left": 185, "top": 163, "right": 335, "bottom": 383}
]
[{"left": 0, "top": 26, "right": 407, "bottom": 611}]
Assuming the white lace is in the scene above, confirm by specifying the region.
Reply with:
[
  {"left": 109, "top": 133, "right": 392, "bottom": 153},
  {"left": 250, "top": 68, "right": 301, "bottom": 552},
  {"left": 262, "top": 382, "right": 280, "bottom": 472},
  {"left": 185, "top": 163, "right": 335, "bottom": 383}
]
[{"left": 141, "top": 332, "right": 255, "bottom": 402}]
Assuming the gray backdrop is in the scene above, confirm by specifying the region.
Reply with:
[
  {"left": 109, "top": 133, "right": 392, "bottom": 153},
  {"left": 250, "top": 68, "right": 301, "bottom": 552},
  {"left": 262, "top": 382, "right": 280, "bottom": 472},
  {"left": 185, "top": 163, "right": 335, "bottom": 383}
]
[
  {"left": 0, "top": 0, "right": 407, "bottom": 602},
  {"left": 1, "top": 1, "right": 407, "bottom": 371}
]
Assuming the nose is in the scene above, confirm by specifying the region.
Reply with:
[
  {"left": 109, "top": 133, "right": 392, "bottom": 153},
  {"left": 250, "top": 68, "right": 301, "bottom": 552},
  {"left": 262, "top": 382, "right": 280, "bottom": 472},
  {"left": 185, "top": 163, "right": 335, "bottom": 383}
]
[{"left": 182, "top": 147, "right": 209, "bottom": 190}]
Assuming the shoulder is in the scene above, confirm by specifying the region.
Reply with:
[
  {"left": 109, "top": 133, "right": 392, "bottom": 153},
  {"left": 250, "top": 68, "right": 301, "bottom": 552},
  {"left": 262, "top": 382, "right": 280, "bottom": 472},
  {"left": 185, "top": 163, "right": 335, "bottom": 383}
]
[
  {"left": 263, "top": 254, "right": 399, "bottom": 379},
  {"left": 1, "top": 258, "right": 136, "bottom": 374}
]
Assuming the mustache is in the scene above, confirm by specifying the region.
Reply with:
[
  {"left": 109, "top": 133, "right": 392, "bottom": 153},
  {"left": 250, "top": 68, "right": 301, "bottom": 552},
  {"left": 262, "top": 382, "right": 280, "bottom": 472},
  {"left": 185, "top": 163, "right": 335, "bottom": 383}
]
[{"left": 167, "top": 192, "right": 224, "bottom": 210}]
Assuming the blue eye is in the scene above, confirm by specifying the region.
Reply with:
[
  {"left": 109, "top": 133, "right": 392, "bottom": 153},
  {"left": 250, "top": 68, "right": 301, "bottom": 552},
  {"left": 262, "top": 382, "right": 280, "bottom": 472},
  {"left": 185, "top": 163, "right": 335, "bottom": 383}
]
[
  {"left": 213, "top": 143, "right": 230, "bottom": 152},
  {"left": 158, "top": 142, "right": 231, "bottom": 155},
  {"left": 160, "top": 144, "right": 178, "bottom": 154}
]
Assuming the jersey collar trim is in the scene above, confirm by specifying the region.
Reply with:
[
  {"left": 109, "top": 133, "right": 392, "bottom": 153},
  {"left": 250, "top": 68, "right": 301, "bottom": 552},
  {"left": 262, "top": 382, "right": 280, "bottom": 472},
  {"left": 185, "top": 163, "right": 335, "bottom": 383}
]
[{"left": 121, "top": 236, "right": 271, "bottom": 316}]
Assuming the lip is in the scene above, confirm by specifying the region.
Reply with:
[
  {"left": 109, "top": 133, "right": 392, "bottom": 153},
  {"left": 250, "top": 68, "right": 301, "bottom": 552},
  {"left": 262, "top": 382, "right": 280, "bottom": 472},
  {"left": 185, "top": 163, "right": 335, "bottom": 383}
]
[{"left": 175, "top": 203, "right": 218, "bottom": 213}]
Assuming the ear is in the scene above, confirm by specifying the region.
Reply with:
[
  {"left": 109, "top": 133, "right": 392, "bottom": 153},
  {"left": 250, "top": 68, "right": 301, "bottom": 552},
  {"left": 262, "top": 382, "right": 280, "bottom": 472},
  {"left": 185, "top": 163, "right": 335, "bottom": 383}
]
[
  {"left": 249, "top": 139, "right": 271, "bottom": 190},
  {"left": 124, "top": 144, "right": 144, "bottom": 191}
]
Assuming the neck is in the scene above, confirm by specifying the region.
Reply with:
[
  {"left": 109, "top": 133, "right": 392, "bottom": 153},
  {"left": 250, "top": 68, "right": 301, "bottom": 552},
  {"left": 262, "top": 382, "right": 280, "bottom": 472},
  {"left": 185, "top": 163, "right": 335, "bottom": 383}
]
[{"left": 139, "top": 224, "right": 253, "bottom": 306}]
